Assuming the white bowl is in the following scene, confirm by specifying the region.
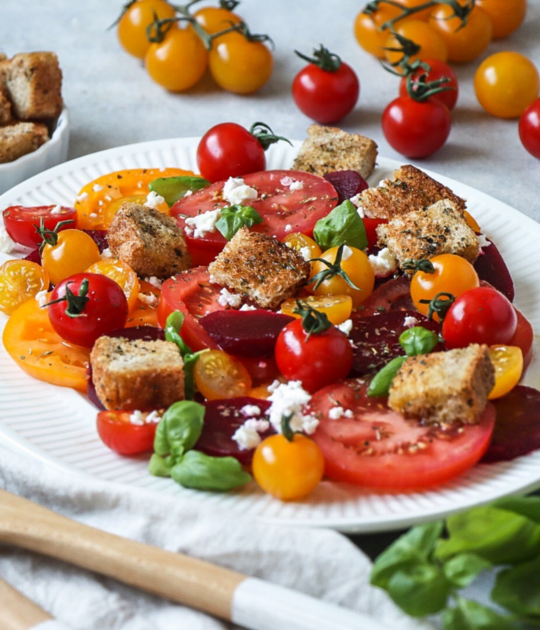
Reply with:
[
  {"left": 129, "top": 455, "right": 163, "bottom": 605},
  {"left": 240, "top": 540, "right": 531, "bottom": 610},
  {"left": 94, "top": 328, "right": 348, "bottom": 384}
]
[{"left": 0, "top": 107, "right": 70, "bottom": 195}]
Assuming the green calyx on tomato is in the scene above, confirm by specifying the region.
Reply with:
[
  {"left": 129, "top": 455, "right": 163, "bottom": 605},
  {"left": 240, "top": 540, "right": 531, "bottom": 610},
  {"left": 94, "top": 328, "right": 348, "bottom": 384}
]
[
  {"left": 146, "top": 16, "right": 180, "bottom": 44},
  {"left": 313, "top": 200, "right": 368, "bottom": 251},
  {"left": 402, "top": 258, "right": 436, "bottom": 274},
  {"left": 249, "top": 121, "right": 291, "bottom": 151},
  {"left": 293, "top": 299, "right": 332, "bottom": 340},
  {"left": 36, "top": 217, "right": 74, "bottom": 253},
  {"left": 295, "top": 45, "right": 341, "bottom": 73},
  {"left": 309, "top": 243, "right": 360, "bottom": 291},
  {"left": 281, "top": 413, "right": 297, "bottom": 443},
  {"left": 219, "top": 0, "right": 240, "bottom": 10},
  {"left": 420, "top": 291, "right": 456, "bottom": 322},
  {"left": 45, "top": 278, "right": 90, "bottom": 318},
  {"left": 215, "top": 204, "right": 263, "bottom": 240},
  {"left": 364, "top": 0, "right": 472, "bottom": 32}
]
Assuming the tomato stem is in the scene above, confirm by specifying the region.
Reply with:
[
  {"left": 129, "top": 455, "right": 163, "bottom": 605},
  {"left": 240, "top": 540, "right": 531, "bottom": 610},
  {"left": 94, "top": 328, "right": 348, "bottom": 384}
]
[
  {"left": 402, "top": 259, "right": 436, "bottom": 274},
  {"left": 249, "top": 122, "right": 291, "bottom": 151},
  {"left": 45, "top": 279, "right": 90, "bottom": 318},
  {"left": 293, "top": 299, "right": 332, "bottom": 340},
  {"left": 219, "top": 0, "right": 240, "bottom": 9},
  {"left": 295, "top": 45, "right": 341, "bottom": 73},
  {"left": 363, "top": 0, "right": 474, "bottom": 32},
  {"left": 420, "top": 292, "right": 455, "bottom": 322},
  {"left": 107, "top": 0, "right": 138, "bottom": 31},
  {"left": 281, "top": 413, "right": 296, "bottom": 442},
  {"left": 36, "top": 218, "right": 74, "bottom": 253},
  {"left": 309, "top": 244, "right": 360, "bottom": 292}
]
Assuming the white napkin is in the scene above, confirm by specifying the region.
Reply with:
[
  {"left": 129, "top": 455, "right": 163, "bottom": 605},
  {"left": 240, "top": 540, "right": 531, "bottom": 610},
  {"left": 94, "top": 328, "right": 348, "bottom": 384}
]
[{"left": 0, "top": 445, "right": 432, "bottom": 630}]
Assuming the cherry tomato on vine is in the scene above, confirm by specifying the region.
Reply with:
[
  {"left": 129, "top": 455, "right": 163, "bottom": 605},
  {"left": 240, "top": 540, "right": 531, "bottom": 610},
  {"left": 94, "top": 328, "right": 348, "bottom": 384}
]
[
  {"left": 475, "top": 52, "right": 540, "bottom": 120},
  {"left": 354, "top": 5, "right": 402, "bottom": 59},
  {"left": 292, "top": 46, "right": 359, "bottom": 124},
  {"left": 193, "top": 6, "right": 241, "bottom": 35},
  {"left": 384, "top": 20, "right": 448, "bottom": 70},
  {"left": 394, "top": 0, "right": 434, "bottom": 21},
  {"left": 2, "top": 205, "right": 77, "bottom": 249},
  {"left": 41, "top": 229, "right": 101, "bottom": 286},
  {"left": 97, "top": 410, "right": 159, "bottom": 454},
  {"left": 476, "top": 0, "right": 527, "bottom": 39},
  {"left": 117, "top": 0, "right": 177, "bottom": 59},
  {"left": 399, "top": 58, "right": 458, "bottom": 111},
  {"left": 520, "top": 99, "right": 540, "bottom": 159}
]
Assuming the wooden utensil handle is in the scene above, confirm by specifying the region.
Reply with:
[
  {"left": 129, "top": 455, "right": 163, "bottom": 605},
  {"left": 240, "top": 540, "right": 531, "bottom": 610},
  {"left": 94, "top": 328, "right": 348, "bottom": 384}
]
[{"left": 0, "top": 576, "right": 52, "bottom": 630}]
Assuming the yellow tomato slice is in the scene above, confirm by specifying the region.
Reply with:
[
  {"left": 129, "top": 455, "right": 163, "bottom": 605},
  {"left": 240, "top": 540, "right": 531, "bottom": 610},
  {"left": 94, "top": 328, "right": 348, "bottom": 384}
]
[
  {"left": 86, "top": 259, "right": 140, "bottom": 312},
  {"left": 488, "top": 345, "right": 523, "bottom": 400},
  {"left": 463, "top": 210, "right": 481, "bottom": 233},
  {"left": 2, "top": 298, "right": 90, "bottom": 392},
  {"left": 282, "top": 233, "right": 322, "bottom": 260},
  {"left": 280, "top": 295, "right": 353, "bottom": 325},
  {"left": 126, "top": 280, "right": 160, "bottom": 328},
  {"left": 75, "top": 167, "right": 194, "bottom": 230},
  {"left": 194, "top": 349, "right": 252, "bottom": 400},
  {"left": 104, "top": 194, "right": 170, "bottom": 225},
  {"left": 0, "top": 260, "right": 50, "bottom": 315}
]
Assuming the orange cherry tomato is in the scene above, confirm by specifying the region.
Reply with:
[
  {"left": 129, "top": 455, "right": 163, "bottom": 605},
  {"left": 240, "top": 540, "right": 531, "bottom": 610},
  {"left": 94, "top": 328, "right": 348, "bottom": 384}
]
[
  {"left": 354, "top": 5, "right": 403, "bottom": 58},
  {"left": 280, "top": 295, "right": 353, "bottom": 326},
  {"left": 86, "top": 259, "right": 140, "bottom": 312},
  {"left": 282, "top": 232, "right": 322, "bottom": 260},
  {"left": 194, "top": 349, "right": 252, "bottom": 400},
  {"left": 476, "top": 0, "right": 527, "bottom": 39},
  {"left": 41, "top": 229, "right": 101, "bottom": 286},
  {"left": 126, "top": 279, "right": 160, "bottom": 327},
  {"left": 106, "top": 194, "right": 170, "bottom": 220},
  {"left": 117, "top": 0, "right": 177, "bottom": 59},
  {"left": 463, "top": 210, "right": 481, "bottom": 233},
  {"left": 488, "top": 345, "right": 523, "bottom": 400},
  {"left": 193, "top": 6, "right": 241, "bottom": 34},
  {"left": 0, "top": 260, "right": 49, "bottom": 315},
  {"left": 385, "top": 20, "right": 448, "bottom": 70},
  {"left": 2, "top": 297, "right": 90, "bottom": 392},
  {"left": 394, "top": 0, "right": 434, "bottom": 21},
  {"left": 252, "top": 433, "right": 325, "bottom": 501}
]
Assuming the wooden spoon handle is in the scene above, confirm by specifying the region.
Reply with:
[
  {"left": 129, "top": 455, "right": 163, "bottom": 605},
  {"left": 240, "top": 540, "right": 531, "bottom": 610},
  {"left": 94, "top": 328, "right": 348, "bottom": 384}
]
[{"left": 0, "top": 576, "right": 52, "bottom": 630}]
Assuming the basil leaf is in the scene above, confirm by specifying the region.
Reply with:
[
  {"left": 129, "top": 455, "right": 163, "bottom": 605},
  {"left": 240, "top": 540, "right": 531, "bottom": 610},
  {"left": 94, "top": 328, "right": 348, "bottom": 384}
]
[
  {"left": 153, "top": 400, "right": 205, "bottom": 458},
  {"left": 165, "top": 311, "right": 204, "bottom": 399},
  {"left": 443, "top": 553, "right": 492, "bottom": 588},
  {"left": 492, "top": 555, "right": 540, "bottom": 616},
  {"left": 494, "top": 495, "right": 540, "bottom": 525},
  {"left": 367, "top": 356, "right": 407, "bottom": 397},
  {"left": 148, "top": 453, "right": 173, "bottom": 478},
  {"left": 215, "top": 204, "right": 263, "bottom": 240},
  {"left": 442, "top": 598, "right": 515, "bottom": 630},
  {"left": 399, "top": 326, "right": 439, "bottom": 357},
  {"left": 313, "top": 200, "right": 368, "bottom": 251},
  {"left": 387, "top": 563, "right": 451, "bottom": 617},
  {"left": 171, "top": 450, "right": 252, "bottom": 492},
  {"left": 149, "top": 175, "right": 209, "bottom": 206}
]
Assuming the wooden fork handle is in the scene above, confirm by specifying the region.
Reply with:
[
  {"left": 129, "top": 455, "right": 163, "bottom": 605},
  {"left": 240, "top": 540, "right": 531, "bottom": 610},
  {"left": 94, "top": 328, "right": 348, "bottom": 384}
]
[{"left": 0, "top": 575, "right": 57, "bottom": 630}]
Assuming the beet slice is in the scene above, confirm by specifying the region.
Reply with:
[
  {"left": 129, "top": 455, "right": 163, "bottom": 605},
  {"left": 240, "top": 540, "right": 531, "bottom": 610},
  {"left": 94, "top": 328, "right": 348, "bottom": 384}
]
[
  {"left": 324, "top": 170, "right": 369, "bottom": 204},
  {"left": 199, "top": 310, "right": 294, "bottom": 358},
  {"left": 82, "top": 229, "right": 109, "bottom": 253},
  {"left": 356, "top": 276, "right": 414, "bottom": 317},
  {"left": 196, "top": 397, "right": 274, "bottom": 465},
  {"left": 474, "top": 239, "right": 514, "bottom": 302},
  {"left": 482, "top": 386, "right": 540, "bottom": 463},
  {"left": 24, "top": 249, "right": 41, "bottom": 264},
  {"left": 350, "top": 310, "right": 441, "bottom": 376}
]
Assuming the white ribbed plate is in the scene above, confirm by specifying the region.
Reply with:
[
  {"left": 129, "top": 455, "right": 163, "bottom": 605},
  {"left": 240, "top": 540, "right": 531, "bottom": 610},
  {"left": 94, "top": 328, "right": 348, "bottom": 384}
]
[{"left": 1, "top": 137, "right": 540, "bottom": 533}]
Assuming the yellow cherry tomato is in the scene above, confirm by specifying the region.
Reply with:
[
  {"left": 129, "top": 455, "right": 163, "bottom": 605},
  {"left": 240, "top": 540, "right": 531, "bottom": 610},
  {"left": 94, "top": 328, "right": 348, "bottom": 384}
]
[
  {"left": 192, "top": 6, "right": 241, "bottom": 35},
  {"left": 463, "top": 210, "right": 481, "bottom": 233},
  {"left": 385, "top": 20, "right": 448, "bottom": 70},
  {"left": 252, "top": 433, "right": 325, "bottom": 501},
  {"left": 117, "top": 0, "right": 177, "bottom": 59},
  {"left": 0, "top": 260, "right": 49, "bottom": 315},
  {"left": 86, "top": 259, "right": 140, "bottom": 312},
  {"left": 309, "top": 246, "right": 375, "bottom": 308},
  {"left": 476, "top": 0, "right": 527, "bottom": 39},
  {"left": 194, "top": 349, "right": 252, "bottom": 400},
  {"left": 280, "top": 295, "right": 353, "bottom": 326},
  {"left": 282, "top": 233, "right": 322, "bottom": 260},
  {"left": 354, "top": 5, "right": 403, "bottom": 58},
  {"left": 105, "top": 194, "right": 170, "bottom": 224},
  {"left": 394, "top": 0, "right": 434, "bottom": 21},
  {"left": 488, "top": 346, "right": 523, "bottom": 400},
  {"left": 247, "top": 383, "right": 273, "bottom": 400},
  {"left": 126, "top": 279, "right": 160, "bottom": 328},
  {"left": 41, "top": 229, "right": 101, "bottom": 286}
]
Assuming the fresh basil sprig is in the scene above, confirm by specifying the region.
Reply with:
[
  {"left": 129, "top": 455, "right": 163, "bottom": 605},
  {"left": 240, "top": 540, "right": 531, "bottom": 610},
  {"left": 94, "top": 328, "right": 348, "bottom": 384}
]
[
  {"left": 164, "top": 310, "right": 204, "bottom": 400},
  {"left": 171, "top": 451, "right": 252, "bottom": 491},
  {"left": 313, "top": 200, "right": 368, "bottom": 251},
  {"left": 367, "top": 356, "right": 407, "bottom": 398},
  {"left": 149, "top": 175, "right": 210, "bottom": 206},
  {"left": 215, "top": 204, "right": 263, "bottom": 240}
]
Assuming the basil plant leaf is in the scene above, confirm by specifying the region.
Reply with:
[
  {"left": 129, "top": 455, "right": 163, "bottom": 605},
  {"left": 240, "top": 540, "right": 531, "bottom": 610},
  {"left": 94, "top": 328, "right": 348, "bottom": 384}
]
[
  {"left": 313, "top": 200, "right": 368, "bottom": 251},
  {"left": 399, "top": 326, "right": 439, "bottom": 357},
  {"left": 153, "top": 400, "right": 205, "bottom": 460},
  {"left": 494, "top": 495, "right": 540, "bottom": 525},
  {"left": 215, "top": 204, "right": 263, "bottom": 240},
  {"left": 387, "top": 563, "right": 451, "bottom": 617},
  {"left": 442, "top": 598, "right": 515, "bottom": 630},
  {"left": 149, "top": 175, "right": 210, "bottom": 206},
  {"left": 443, "top": 553, "right": 492, "bottom": 589},
  {"left": 165, "top": 310, "right": 204, "bottom": 399},
  {"left": 367, "top": 356, "right": 407, "bottom": 398},
  {"left": 171, "top": 450, "right": 252, "bottom": 492},
  {"left": 148, "top": 454, "right": 173, "bottom": 478},
  {"left": 492, "top": 554, "right": 540, "bottom": 616}
]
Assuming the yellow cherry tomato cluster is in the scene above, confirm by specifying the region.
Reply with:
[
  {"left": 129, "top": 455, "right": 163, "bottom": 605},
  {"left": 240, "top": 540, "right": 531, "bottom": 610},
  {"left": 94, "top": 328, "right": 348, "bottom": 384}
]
[{"left": 116, "top": 0, "right": 273, "bottom": 94}]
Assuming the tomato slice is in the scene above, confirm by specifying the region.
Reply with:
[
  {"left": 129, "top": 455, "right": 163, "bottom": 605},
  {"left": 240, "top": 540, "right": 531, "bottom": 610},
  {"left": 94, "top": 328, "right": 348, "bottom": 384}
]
[
  {"left": 355, "top": 276, "right": 413, "bottom": 317},
  {"left": 126, "top": 280, "right": 160, "bottom": 328},
  {"left": 310, "top": 379, "right": 496, "bottom": 491},
  {"left": 510, "top": 308, "right": 534, "bottom": 370},
  {"left": 194, "top": 349, "right": 252, "bottom": 400},
  {"left": 2, "top": 205, "right": 77, "bottom": 248},
  {"left": 171, "top": 169, "right": 338, "bottom": 262},
  {"left": 97, "top": 410, "right": 159, "bottom": 455}
]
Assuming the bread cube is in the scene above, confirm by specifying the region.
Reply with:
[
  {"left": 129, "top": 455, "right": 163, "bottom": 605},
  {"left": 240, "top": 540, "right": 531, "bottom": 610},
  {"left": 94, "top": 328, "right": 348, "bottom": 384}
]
[{"left": 0, "top": 122, "right": 49, "bottom": 163}]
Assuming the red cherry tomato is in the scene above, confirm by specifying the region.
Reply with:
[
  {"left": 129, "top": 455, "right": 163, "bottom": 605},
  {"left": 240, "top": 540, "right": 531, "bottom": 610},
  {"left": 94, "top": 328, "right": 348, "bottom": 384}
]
[
  {"left": 442, "top": 286, "right": 518, "bottom": 350},
  {"left": 382, "top": 96, "right": 452, "bottom": 158},
  {"left": 519, "top": 98, "right": 540, "bottom": 159},
  {"left": 2, "top": 205, "right": 77, "bottom": 248},
  {"left": 275, "top": 319, "right": 353, "bottom": 393},
  {"left": 511, "top": 308, "right": 534, "bottom": 370},
  {"left": 97, "top": 410, "right": 158, "bottom": 455},
  {"left": 399, "top": 58, "right": 459, "bottom": 111},
  {"left": 47, "top": 273, "right": 128, "bottom": 348}
]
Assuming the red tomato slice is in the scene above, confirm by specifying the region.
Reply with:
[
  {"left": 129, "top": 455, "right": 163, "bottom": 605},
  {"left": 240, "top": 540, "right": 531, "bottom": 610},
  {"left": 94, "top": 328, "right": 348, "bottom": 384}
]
[
  {"left": 356, "top": 276, "right": 413, "bottom": 317},
  {"left": 3, "top": 205, "right": 77, "bottom": 248},
  {"left": 97, "top": 410, "right": 158, "bottom": 455},
  {"left": 157, "top": 266, "right": 223, "bottom": 351},
  {"left": 171, "top": 170, "right": 338, "bottom": 262},
  {"left": 310, "top": 379, "right": 495, "bottom": 492}
]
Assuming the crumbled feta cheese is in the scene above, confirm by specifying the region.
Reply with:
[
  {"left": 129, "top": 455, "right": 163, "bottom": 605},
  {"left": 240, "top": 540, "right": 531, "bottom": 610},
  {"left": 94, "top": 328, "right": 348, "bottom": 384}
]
[
  {"left": 285, "top": 224, "right": 292, "bottom": 232},
  {"left": 232, "top": 418, "right": 270, "bottom": 450},
  {"left": 266, "top": 380, "right": 319, "bottom": 435},
  {"left": 222, "top": 177, "right": 258, "bottom": 205},
  {"left": 100, "top": 248, "right": 113, "bottom": 260},
  {"left": 145, "top": 276, "right": 162, "bottom": 289},
  {"left": 280, "top": 176, "right": 304, "bottom": 191},
  {"left": 184, "top": 190, "right": 193, "bottom": 197},
  {"left": 93, "top": 184, "right": 103, "bottom": 192},
  {"left": 35, "top": 290, "right": 48, "bottom": 308},
  {"left": 145, "top": 191, "right": 165, "bottom": 208},
  {"left": 478, "top": 233, "right": 491, "bottom": 249},
  {"left": 349, "top": 193, "right": 365, "bottom": 217},
  {"left": 129, "top": 410, "right": 145, "bottom": 425},
  {"left": 241, "top": 404, "right": 261, "bottom": 417},
  {"left": 341, "top": 245, "right": 354, "bottom": 261},
  {"left": 146, "top": 410, "right": 162, "bottom": 424},
  {"left": 218, "top": 287, "right": 243, "bottom": 308},
  {"left": 50, "top": 205, "right": 63, "bottom": 215},
  {"left": 369, "top": 247, "right": 398, "bottom": 278},
  {"left": 0, "top": 227, "right": 15, "bottom": 254},
  {"left": 138, "top": 292, "right": 158, "bottom": 307},
  {"left": 404, "top": 316, "right": 419, "bottom": 328},
  {"left": 76, "top": 192, "right": 89, "bottom": 202},
  {"left": 184, "top": 208, "right": 222, "bottom": 239},
  {"left": 89, "top": 213, "right": 98, "bottom": 219},
  {"left": 337, "top": 319, "right": 353, "bottom": 336},
  {"left": 299, "top": 246, "right": 311, "bottom": 261},
  {"left": 239, "top": 303, "right": 257, "bottom": 311},
  {"left": 328, "top": 406, "right": 354, "bottom": 420}
]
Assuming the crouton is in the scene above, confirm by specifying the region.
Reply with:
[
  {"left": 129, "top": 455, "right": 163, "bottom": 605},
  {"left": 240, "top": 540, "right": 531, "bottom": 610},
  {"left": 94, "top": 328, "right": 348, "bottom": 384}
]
[
  {"left": 388, "top": 344, "right": 495, "bottom": 425},
  {"left": 360, "top": 165, "right": 467, "bottom": 219},
  {"left": 376, "top": 199, "right": 480, "bottom": 270},
  {"left": 0, "top": 122, "right": 49, "bottom": 163},
  {"left": 2, "top": 52, "right": 63, "bottom": 121},
  {"left": 0, "top": 87, "right": 12, "bottom": 125},
  {"left": 107, "top": 203, "right": 191, "bottom": 279},
  {"left": 292, "top": 124, "right": 378, "bottom": 179},
  {"left": 90, "top": 336, "right": 185, "bottom": 410},
  {"left": 208, "top": 227, "right": 310, "bottom": 309}
]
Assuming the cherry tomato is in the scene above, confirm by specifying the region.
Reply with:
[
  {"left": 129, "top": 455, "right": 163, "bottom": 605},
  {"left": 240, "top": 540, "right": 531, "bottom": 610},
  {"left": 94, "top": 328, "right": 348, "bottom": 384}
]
[
  {"left": 384, "top": 20, "right": 448, "bottom": 70},
  {"left": 146, "top": 25, "right": 208, "bottom": 92},
  {"left": 511, "top": 308, "right": 534, "bottom": 370},
  {"left": 41, "top": 229, "right": 101, "bottom": 286},
  {"left": 97, "top": 410, "right": 159, "bottom": 454},
  {"left": 354, "top": 5, "right": 403, "bottom": 58},
  {"left": 399, "top": 58, "right": 459, "bottom": 111},
  {"left": 410, "top": 254, "right": 479, "bottom": 321},
  {"left": 193, "top": 6, "right": 241, "bottom": 34},
  {"left": 280, "top": 295, "right": 353, "bottom": 326},
  {"left": 126, "top": 279, "right": 161, "bottom": 328},
  {"left": 520, "top": 98, "right": 540, "bottom": 160},
  {"left": 282, "top": 233, "right": 322, "bottom": 260},
  {"left": 394, "top": 0, "right": 434, "bottom": 21},
  {"left": 194, "top": 349, "right": 252, "bottom": 400},
  {"left": 442, "top": 287, "right": 518, "bottom": 350},
  {"left": 476, "top": 0, "right": 527, "bottom": 39},
  {"left": 382, "top": 95, "right": 452, "bottom": 158},
  {"left": 311, "top": 379, "right": 495, "bottom": 491},
  {"left": 47, "top": 273, "right": 128, "bottom": 348},
  {"left": 86, "top": 259, "right": 140, "bottom": 312},
  {"left": 2, "top": 205, "right": 77, "bottom": 248},
  {"left": 488, "top": 346, "right": 523, "bottom": 400},
  {"left": 252, "top": 433, "right": 325, "bottom": 501},
  {"left": 275, "top": 319, "right": 353, "bottom": 393},
  {"left": 117, "top": 0, "right": 177, "bottom": 59},
  {"left": 2, "top": 297, "right": 90, "bottom": 392},
  {"left": 475, "top": 52, "right": 540, "bottom": 120},
  {"left": 209, "top": 31, "right": 273, "bottom": 94},
  {"left": 0, "top": 260, "right": 49, "bottom": 315},
  {"left": 429, "top": 3, "right": 492, "bottom": 63}
]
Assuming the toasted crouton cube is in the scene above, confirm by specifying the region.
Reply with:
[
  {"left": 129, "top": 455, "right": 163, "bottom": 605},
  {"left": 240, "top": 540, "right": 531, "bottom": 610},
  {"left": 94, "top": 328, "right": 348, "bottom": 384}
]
[
  {"left": 0, "top": 122, "right": 49, "bottom": 163},
  {"left": 376, "top": 199, "right": 479, "bottom": 269},
  {"left": 388, "top": 345, "right": 495, "bottom": 424},
  {"left": 2, "top": 52, "right": 63, "bottom": 120},
  {"left": 107, "top": 203, "right": 191, "bottom": 279},
  {"left": 360, "top": 165, "right": 467, "bottom": 219},
  {"left": 0, "top": 87, "right": 12, "bottom": 125},
  {"left": 91, "top": 336, "right": 185, "bottom": 410},
  {"left": 208, "top": 227, "right": 310, "bottom": 309},
  {"left": 293, "top": 124, "right": 378, "bottom": 179}
]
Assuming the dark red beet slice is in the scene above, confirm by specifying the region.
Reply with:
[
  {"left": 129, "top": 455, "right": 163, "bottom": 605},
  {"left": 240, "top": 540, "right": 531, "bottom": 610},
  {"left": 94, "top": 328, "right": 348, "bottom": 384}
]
[
  {"left": 482, "top": 386, "right": 540, "bottom": 463},
  {"left": 82, "top": 229, "right": 109, "bottom": 253},
  {"left": 24, "top": 249, "right": 41, "bottom": 264},
  {"left": 357, "top": 276, "right": 414, "bottom": 317},
  {"left": 350, "top": 310, "right": 441, "bottom": 376},
  {"left": 196, "top": 397, "right": 274, "bottom": 465},
  {"left": 199, "top": 310, "right": 294, "bottom": 358},
  {"left": 474, "top": 239, "right": 514, "bottom": 302},
  {"left": 324, "top": 170, "right": 369, "bottom": 204}
]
